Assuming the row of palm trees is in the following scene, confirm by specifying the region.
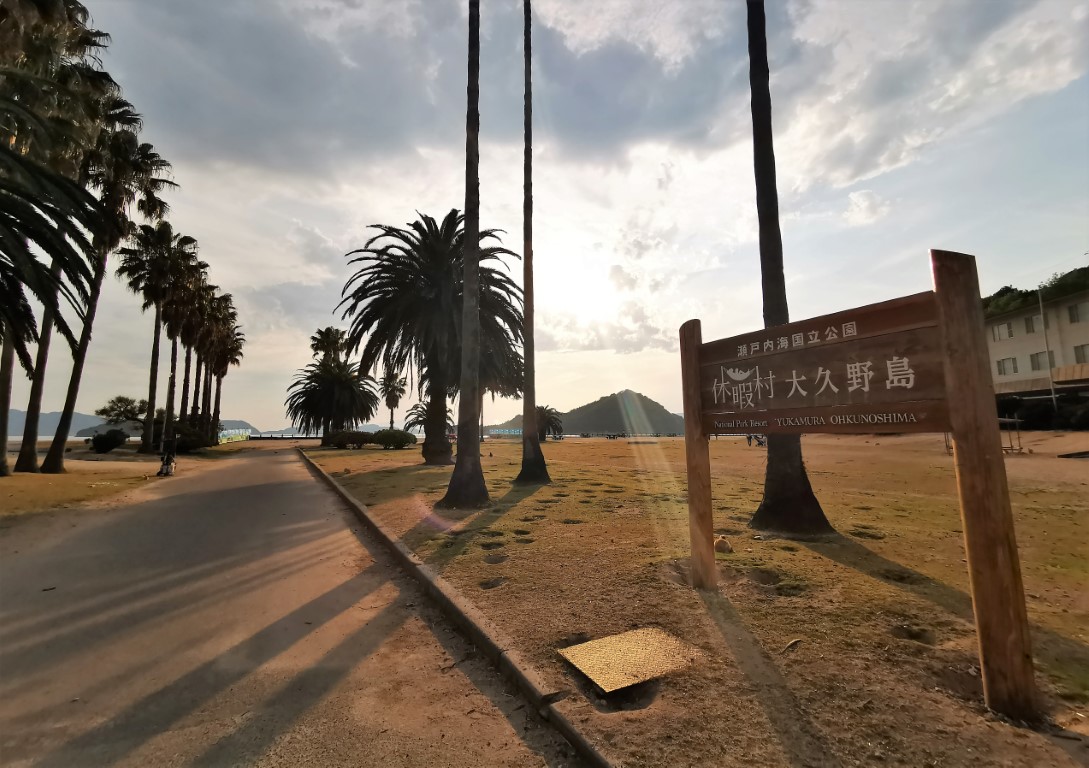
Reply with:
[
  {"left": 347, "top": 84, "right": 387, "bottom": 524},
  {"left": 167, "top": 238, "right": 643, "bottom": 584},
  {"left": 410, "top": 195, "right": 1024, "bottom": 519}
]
[
  {"left": 1, "top": 1, "right": 244, "bottom": 476},
  {"left": 287, "top": 320, "right": 556, "bottom": 450}
]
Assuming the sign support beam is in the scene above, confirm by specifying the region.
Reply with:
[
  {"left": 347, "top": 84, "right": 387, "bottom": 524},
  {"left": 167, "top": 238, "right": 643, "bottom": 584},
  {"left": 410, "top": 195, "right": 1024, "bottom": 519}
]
[
  {"left": 680, "top": 319, "right": 716, "bottom": 589},
  {"left": 931, "top": 249, "right": 1038, "bottom": 721}
]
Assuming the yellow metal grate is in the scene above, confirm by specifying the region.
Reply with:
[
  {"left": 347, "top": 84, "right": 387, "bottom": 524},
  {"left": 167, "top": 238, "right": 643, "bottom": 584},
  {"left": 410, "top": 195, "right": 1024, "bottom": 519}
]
[{"left": 557, "top": 628, "right": 697, "bottom": 693}]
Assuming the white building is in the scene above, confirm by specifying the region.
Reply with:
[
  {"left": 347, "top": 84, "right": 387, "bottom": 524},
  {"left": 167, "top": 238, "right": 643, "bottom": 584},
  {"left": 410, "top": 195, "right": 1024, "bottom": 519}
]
[{"left": 985, "top": 289, "right": 1089, "bottom": 398}]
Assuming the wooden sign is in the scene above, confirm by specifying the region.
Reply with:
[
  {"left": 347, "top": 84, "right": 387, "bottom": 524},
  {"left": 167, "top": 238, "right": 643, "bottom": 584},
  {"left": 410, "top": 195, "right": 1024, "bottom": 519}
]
[
  {"left": 679, "top": 250, "right": 1038, "bottom": 722},
  {"left": 699, "top": 292, "right": 949, "bottom": 434}
]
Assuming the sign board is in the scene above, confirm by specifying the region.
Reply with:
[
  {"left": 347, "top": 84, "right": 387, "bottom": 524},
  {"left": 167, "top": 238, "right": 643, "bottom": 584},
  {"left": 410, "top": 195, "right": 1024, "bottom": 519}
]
[
  {"left": 699, "top": 292, "right": 949, "bottom": 434},
  {"left": 678, "top": 251, "right": 1037, "bottom": 721}
]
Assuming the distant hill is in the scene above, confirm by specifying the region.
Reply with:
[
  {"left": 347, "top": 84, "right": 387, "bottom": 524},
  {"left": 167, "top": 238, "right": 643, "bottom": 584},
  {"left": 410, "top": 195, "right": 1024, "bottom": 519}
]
[
  {"left": 6, "top": 410, "right": 104, "bottom": 437},
  {"left": 6, "top": 410, "right": 264, "bottom": 437},
  {"left": 491, "top": 390, "right": 683, "bottom": 435},
  {"left": 221, "top": 419, "right": 261, "bottom": 434}
]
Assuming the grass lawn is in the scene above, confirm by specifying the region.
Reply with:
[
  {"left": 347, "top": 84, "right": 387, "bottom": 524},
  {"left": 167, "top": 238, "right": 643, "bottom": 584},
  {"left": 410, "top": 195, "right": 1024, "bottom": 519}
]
[{"left": 310, "top": 431, "right": 1088, "bottom": 768}]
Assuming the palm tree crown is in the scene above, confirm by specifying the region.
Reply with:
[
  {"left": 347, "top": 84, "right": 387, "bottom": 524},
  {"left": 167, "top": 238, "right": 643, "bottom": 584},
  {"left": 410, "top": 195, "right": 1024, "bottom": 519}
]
[
  {"left": 286, "top": 357, "right": 379, "bottom": 439},
  {"left": 339, "top": 208, "right": 522, "bottom": 465},
  {"left": 378, "top": 367, "right": 407, "bottom": 430}
]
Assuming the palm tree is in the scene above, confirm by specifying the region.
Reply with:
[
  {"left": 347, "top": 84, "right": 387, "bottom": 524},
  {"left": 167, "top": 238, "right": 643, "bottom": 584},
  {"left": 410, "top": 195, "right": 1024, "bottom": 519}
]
[
  {"left": 515, "top": 0, "right": 549, "bottom": 485},
  {"left": 379, "top": 367, "right": 407, "bottom": 430},
  {"left": 209, "top": 324, "right": 244, "bottom": 444},
  {"left": 41, "top": 131, "right": 174, "bottom": 473},
  {"left": 310, "top": 326, "right": 348, "bottom": 364},
  {"left": 116, "top": 221, "right": 198, "bottom": 453},
  {"left": 161, "top": 257, "right": 208, "bottom": 449},
  {"left": 442, "top": 0, "right": 488, "bottom": 508},
  {"left": 340, "top": 209, "right": 522, "bottom": 467},
  {"left": 13, "top": 96, "right": 140, "bottom": 473},
  {"left": 285, "top": 358, "right": 379, "bottom": 441},
  {"left": 194, "top": 293, "right": 237, "bottom": 442},
  {"left": 176, "top": 275, "right": 213, "bottom": 428},
  {"left": 1, "top": 3, "right": 105, "bottom": 475},
  {"left": 404, "top": 400, "right": 453, "bottom": 435},
  {"left": 745, "top": 0, "right": 832, "bottom": 535},
  {"left": 535, "top": 404, "right": 562, "bottom": 442}
]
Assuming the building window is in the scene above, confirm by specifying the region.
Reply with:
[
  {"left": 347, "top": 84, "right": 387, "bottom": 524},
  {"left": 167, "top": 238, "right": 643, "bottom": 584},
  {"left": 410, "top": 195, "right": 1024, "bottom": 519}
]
[
  {"left": 1070, "top": 302, "right": 1088, "bottom": 323},
  {"left": 1024, "top": 313, "right": 1047, "bottom": 333},
  {"left": 996, "top": 357, "right": 1018, "bottom": 376},
  {"left": 1029, "top": 351, "right": 1055, "bottom": 371},
  {"left": 1076, "top": 344, "right": 1089, "bottom": 365},
  {"left": 991, "top": 322, "right": 1013, "bottom": 341}
]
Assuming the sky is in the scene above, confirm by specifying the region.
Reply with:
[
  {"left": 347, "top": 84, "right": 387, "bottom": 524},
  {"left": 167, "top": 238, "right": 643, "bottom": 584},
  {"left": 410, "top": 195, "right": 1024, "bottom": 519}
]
[{"left": 12, "top": 0, "right": 1089, "bottom": 432}]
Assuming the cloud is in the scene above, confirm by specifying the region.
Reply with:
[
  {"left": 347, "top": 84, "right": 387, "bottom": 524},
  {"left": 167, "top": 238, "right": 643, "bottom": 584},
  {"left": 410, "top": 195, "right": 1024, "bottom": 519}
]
[
  {"left": 609, "top": 264, "right": 639, "bottom": 291},
  {"left": 537, "top": 302, "right": 674, "bottom": 354},
  {"left": 778, "top": 0, "right": 1089, "bottom": 190},
  {"left": 842, "top": 190, "right": 891, "bottom": 226}
]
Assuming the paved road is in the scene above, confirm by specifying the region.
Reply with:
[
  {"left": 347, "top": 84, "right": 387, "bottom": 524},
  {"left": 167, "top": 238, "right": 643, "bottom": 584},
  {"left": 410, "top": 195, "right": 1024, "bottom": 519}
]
[{"left": 0, "top": 444, "right": 578, "bottom": 767}]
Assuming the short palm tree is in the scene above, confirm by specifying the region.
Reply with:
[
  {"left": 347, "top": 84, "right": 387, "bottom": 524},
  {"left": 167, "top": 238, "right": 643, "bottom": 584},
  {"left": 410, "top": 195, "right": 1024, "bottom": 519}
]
[
  {"left": 285, "top": 358, "right": 379, "bottom": 441},
  {"left": 404, "top": 400, "right": 453, "bottom": 435},
  {"left": 379, "top": 367, "right": 407, "bottom": 430},
  {"left": 535, "top": 405, "right": 562, "bottom": 442},
  {"left": 340, "top": 209, "right": 522, "bottom": 466}
]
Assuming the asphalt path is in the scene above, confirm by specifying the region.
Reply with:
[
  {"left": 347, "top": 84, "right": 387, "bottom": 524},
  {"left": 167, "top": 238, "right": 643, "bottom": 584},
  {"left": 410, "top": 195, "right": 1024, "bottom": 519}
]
[{"left": 0, "top": 444, "right": 578, "bottom": 767}]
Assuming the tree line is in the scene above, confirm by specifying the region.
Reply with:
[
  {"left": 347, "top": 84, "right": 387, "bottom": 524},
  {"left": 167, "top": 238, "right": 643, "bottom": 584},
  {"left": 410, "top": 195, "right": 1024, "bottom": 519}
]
[{"left": 1, "top": 0, "right": 245, "bottom": 476}]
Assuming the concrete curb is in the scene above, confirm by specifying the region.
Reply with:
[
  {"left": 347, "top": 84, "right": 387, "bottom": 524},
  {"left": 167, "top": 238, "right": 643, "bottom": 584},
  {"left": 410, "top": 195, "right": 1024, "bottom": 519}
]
[{"left": 297, "top": 448, "right": 613, "bottom": 768}]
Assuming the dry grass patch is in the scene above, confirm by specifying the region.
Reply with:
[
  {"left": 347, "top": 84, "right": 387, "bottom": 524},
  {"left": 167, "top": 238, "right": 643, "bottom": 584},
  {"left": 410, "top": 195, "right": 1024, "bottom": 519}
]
[{"left": 310, "top": 433, "right": 1089, "bottom": 767}]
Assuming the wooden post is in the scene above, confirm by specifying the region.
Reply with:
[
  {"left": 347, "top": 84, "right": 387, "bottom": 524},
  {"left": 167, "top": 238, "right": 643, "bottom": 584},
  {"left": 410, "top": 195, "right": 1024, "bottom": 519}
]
[
  {"left": 931, "top": 249, "right": 1038, "bottom": 721},
  {"left": 680, "top": 319, "right": 716, "bottom": 589}
]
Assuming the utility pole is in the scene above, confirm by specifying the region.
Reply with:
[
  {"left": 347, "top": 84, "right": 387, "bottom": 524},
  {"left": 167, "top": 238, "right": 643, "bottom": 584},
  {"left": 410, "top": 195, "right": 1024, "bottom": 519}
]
[{"left": 1037, "top": 288, "right": 1058, "bottom": 412}]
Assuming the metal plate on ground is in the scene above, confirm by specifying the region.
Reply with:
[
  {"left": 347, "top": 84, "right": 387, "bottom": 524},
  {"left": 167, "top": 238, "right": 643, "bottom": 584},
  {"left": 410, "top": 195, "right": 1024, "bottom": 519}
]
[{"left": 557, "top": 628, "right": 696, "bottom": 693}]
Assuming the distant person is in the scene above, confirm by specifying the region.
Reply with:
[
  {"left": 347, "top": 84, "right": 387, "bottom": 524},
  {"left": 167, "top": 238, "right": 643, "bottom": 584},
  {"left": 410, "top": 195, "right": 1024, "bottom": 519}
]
[
  {"left": 755, "top": 435, "right": 766, "bottom": 448},
  {"left": 157, "top": 452, "right": 176, "bottom": 477},
  {"left": 746, "top": 434, "right": 753, "bottom": 447}
]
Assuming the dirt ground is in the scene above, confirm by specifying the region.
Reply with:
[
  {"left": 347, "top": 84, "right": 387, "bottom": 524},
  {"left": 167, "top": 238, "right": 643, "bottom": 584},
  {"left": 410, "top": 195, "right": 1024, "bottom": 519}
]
[
  {"left": 1, "top": 440, "right": 261, "bottom": 519},
  {"left": 310, "top": 432, "right": 1089, "bottom": 768}
]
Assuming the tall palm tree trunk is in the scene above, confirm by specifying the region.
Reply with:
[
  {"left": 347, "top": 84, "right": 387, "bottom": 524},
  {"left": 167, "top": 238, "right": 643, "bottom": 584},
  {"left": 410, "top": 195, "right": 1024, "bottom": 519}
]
[
  {"left": 162, "top": 336, "right": 178, "bottom": 451},
  {"left": 211, "top": 374, "right": 222, "bottom": 446},
  {"left": 0, "top": 330, "right": 15, "bottom": 478},
  {"left": 140, "top": 303, "right": 163, "bottom": 453},
  {"left": 516, "top": 0, "right": 549, "bottom": 484},
  {"left": 389, "top": 407, "right": 395, "bottom": 430},
  {"left": 42, "top": 253, "right": 108, "bottom": 474},
  {"left": 422, "top": 364, "right": 453, "bottom": 465},
  {"left": 190, "top": 355, "right": 203, "bottom": 422},
  {"left": 442, "top": 0, "right": 488, "bottom": 507},
  {"left": 201, "top": 367, "right": 213, "bottom": 441},
  {"left": 746, "top": 0, "right": 831, "bottom": 535},
  {"left": 179, "top": 345, "right": 192, "bottom": 424},
  {"left": 14, "top": 261, "right": 64, "bottom": 472}
]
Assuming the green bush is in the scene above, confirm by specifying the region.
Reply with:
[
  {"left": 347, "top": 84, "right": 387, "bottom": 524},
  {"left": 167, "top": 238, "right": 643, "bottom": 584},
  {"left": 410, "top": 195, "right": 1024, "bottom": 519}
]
[
  {"left": 329, "top": 430, "right": 375, "bottom": 449},
  {"left": 91, "top": 429, "right": 129, "bottom": 454},
  {"left": 174, "top": 422, "right": 211, "bottom": 454},
  {"left": 373, "top": 429, "right": 417, "bottom": 450}
]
